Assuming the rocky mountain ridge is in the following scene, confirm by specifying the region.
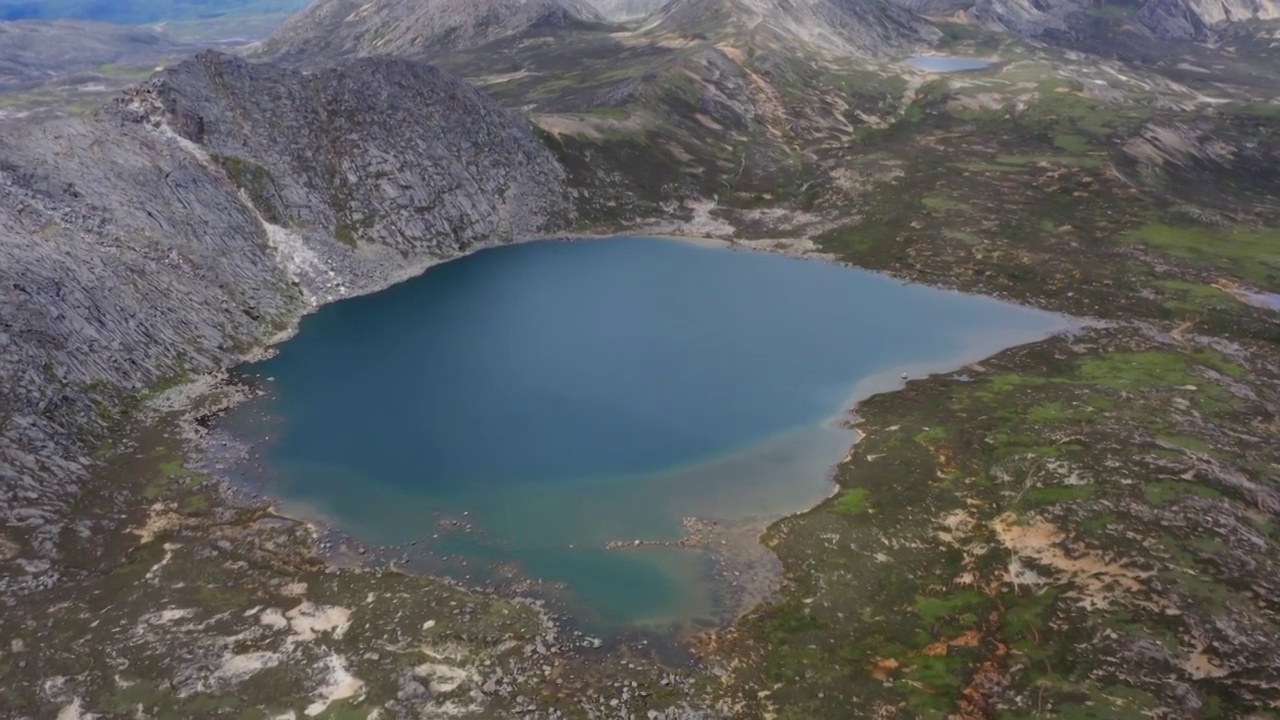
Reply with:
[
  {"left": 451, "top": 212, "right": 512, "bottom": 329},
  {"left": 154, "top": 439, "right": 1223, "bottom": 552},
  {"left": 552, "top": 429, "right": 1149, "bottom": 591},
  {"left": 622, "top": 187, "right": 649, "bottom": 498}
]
[
  {"left": 897, "top": 0, "right": 1280, "bottom": 39},
  {"left": 258, "top": 0, "right": 608, "bottom": 62},
  {"left": 0, "top": 50, "right": 571, "bottom": 587},
  {"left": 259, "top": 0, "right": 1280, "bottom": 65}
]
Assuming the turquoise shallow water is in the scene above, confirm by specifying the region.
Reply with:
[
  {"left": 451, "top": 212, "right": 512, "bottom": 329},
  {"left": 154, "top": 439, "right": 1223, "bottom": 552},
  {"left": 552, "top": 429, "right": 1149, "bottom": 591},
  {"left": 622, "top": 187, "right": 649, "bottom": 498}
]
[{"left": 219, "top": 237, "right": 1068, "bottom": 630}]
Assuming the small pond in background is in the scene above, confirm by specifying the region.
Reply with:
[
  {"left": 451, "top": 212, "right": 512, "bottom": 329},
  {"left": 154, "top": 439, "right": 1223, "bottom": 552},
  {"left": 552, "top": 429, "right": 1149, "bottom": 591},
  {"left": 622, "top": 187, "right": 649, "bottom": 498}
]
[{"left": 908, "top": 56, "right": 995, "bottom": 72}]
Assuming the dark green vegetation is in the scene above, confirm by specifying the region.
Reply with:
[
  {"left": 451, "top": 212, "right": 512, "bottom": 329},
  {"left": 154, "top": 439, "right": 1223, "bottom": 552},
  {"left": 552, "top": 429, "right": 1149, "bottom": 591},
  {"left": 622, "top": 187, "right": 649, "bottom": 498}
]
[{"left": 0, "top": 0, "right": 308, "bottom": 24}]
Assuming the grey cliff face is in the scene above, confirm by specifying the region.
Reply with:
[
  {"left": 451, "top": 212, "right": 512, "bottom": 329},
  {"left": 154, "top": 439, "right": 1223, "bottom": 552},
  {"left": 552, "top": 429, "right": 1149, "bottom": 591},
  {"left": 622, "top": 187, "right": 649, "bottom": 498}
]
[
  {"left": 258, "top": 0, "right": 607, "bottom": 62},
  {"left": 128, "top": 52, "right": 571, "bottom": 266},
  {"left": 0, "top": 51, "right": 572, "bottom": 586}
]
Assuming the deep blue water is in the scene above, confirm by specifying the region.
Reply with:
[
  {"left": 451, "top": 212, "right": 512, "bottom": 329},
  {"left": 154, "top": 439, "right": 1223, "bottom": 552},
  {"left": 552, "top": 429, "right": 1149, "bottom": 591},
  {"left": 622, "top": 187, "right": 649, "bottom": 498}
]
[
  {"left": 220, "top": 237, "right": 1067, "bottom": 629},
  {"left": 908, "top": 56, "right": 995, "bottom": 73}
]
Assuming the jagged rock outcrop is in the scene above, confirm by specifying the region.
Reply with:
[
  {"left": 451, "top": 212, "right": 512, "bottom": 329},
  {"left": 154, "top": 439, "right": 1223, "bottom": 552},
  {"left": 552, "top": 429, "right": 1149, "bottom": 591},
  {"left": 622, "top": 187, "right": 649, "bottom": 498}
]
[
  {"left": 0, "top": 51, "right": 572, "bottom": 589},
  {"left": 257, "top": 0, "right": 607, "bottom": 63}
]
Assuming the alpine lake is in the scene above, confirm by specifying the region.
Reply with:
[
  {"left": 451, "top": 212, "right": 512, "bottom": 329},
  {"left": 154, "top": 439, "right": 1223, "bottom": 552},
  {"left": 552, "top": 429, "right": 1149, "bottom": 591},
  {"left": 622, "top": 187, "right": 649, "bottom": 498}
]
[
  {"left": 907, "top": 56, "right": 995, "bottom": 73},
  {"left": 215, "top": 236, "right": 1070, "bottom": 635}
]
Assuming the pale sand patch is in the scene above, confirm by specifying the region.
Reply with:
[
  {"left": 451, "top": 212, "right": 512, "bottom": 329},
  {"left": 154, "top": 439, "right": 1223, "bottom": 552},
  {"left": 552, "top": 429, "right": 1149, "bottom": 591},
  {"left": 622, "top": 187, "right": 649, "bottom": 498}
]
[
  {"left": 935, "top": 509, "right": 975, "bottom": 545},
  {"left": 216, "top": 651, "right": 281, "bottom": 681},
  {"left": 735, "top": 233, "right": 828, "bottom": 258},
  {"left": 1183, "top": 642, "right": 1231, "bottom": 679},
  {"left": 305, "top": 654, "right": 364, "bottom": 716},
  {"left": 654, "top": 36, "right": 699, "bottom": 49},
  {"left": 415, "top": 662, "right": 471, "bottom": 693},
  {"left": 142, "top": 608, "right": 195, "bottom": 626},
  {"left": 419, "top": 642, "right": 469, "bottom": 662},
  {"left": 131, "top": 502, "right": 184, "bottom": 545},
  {"left": 946, "top": 92, "right": 1008, "bottom": 112},
  {"left": 614, "top": 31, "right": 699, "bottom": 49},
  {"left": 0, "top": 533, "right": 20, "bottom": 560},
  {"left": 261, "top": 220, "right": 341, "bottom": 303},
  {"left": 530, "top": 113, "right": 641, "bottom": 140},
  {"left": 694, "top": 112, "right": 724, "bottom": 131},
  {"left": 663, "top": 140, "right": 695, "bottom": 163},
  {"left": 474, "top": 70, "right": 533, "bottom": 86},
  {"left": 287, "top": 602, "right": 352, "bottom": 641},
  {"left": 56, "top": 698, "right": 93, "bottom": 720},
  {"left": 717, "top": 44, "right": 745, "bottom": 62},
  {"left": 281, "top": 581, "right": 308, "bottom": 597},
  {"left": 640, "top": 199, "right": 738, "bottom": 239},
  {"left": 145, "top": 542, "right": 181, "bottom": 583},
  {"left": 260, "top": 607, "right": 288, "bottom": 630},
  {"left": 993, "top": 513, "right": 1155, "bottom": 610}
]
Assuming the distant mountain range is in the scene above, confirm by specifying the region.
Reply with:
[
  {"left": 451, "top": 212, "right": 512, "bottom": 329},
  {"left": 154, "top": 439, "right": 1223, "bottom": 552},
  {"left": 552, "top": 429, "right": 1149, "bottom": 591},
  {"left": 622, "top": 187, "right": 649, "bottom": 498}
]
[{"left": 0, "top": 0, "right": 310, "bottom": 24}]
